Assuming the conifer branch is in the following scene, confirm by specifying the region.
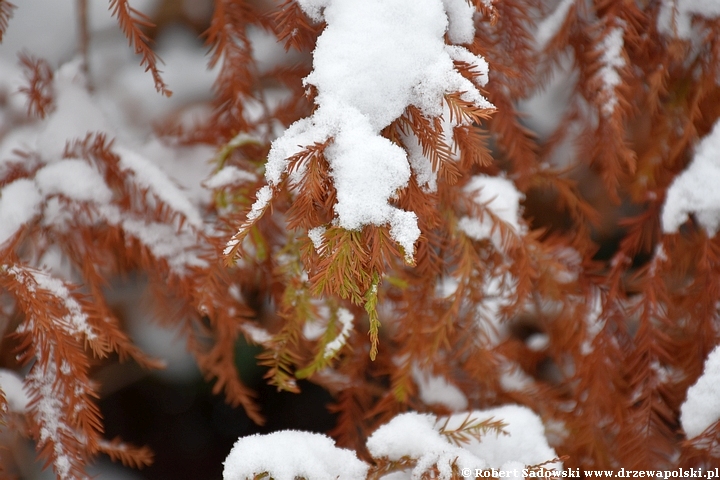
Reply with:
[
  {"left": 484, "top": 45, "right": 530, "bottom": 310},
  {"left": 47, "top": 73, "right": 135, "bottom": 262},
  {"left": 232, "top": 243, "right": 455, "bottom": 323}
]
[
  {"left": 18, "top": 54, "right": 54, "bottom": 118},
  {"left": 0, "top": 1, "right": 15, "bottom": 42},
  {"left": 436, "top": 413, "right": 508, "bottom": 446},
  {"left": 108, "top": 0, "right": 171, "bottom": 97}
]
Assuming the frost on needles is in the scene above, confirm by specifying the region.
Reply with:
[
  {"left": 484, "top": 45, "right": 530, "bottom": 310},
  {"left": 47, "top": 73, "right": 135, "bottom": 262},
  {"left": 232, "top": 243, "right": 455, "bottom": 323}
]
[{"left": 225, "top": 0, "right": 493, "bottom": 262}]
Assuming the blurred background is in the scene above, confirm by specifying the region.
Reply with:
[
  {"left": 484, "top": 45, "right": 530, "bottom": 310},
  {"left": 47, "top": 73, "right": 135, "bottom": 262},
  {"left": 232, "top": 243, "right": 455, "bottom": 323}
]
[{"left": 0, "top": 1, "right": 335, "bottom": 479}]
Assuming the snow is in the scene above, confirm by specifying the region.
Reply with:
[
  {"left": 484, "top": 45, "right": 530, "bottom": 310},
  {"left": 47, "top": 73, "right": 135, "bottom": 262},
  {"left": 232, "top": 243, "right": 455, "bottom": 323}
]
[
  {"left": 535, "top": 0, "right": 575, "bottom": 50},
  {"left": 324, "top": 307, "right": 353, "bottom": 358},
  {"left": 446, "top": 406, "right": 560, "bottom": 469},
  {"left": 308, "top": 226, "right": 327, "bottom": 253},
  {"left": 527, "top": 333, "right": 549, "bottom": 351},
  {"left": 37, "top": 59, "right": 111, "bottom": 160},
  {"left": 118, "top": 217, "right": 205, "bottom": 271},
  {"left": 127, "top": 315, "right": 197, "bottom": 381},
  {"left": 367, "top": 411, "right": 487, "bottom": 479},
  {"left": 7, "top": 265, "right": 97, "bottom": 341},
  {"left": 580, "top": 291, "right": 604, "bottom": 355},
  {"left": 517, "top": 57, "right": 576, "bottom": 142},
  {"left": 223, "top": 430, "right": 368, "bottom": 480},
  {"left": 35, "top": 159, "right": 113, "bottom": 204},
  {"left": 224, "top": 185, "right": 273, "bottom": 255},
  {"left": 476, "top": 273, "right": 516, "bottom": 346},
  {"left": 412, "top": 363, "right": 469, "bottom": 410},
  {"left": 114, "top": 146, "right": 203, "bottom": 227},
  {"left": 0, "top": 369, "right": 29, "bottom": 412},
  {"left": 243, "top": 0, "right": 492, "bottom": 262},
  {"left": 0, "top": 48, "right": 212, "bottom": 272},
  {"left": 0, "top": 159, "right": 115, "bottom": 246},
  {"left": 658, "top": 0, "right": 720, "bottom": 39},
  {"left": 446, "top": 45, "right": 489, "bottom": 87},
  {"left": 441, "top": 0, "right": 477, "bottom": 44},
  {"left": 367, "top": 407, "right": 559, "bottom": 479},
  {"left": 0, "top": 179, "right": 43, "bottom": 246},
  {"left": 680, "top": 344, "right": 720, "bottom": 439},
  {"left": 25, "top": 357, "right": 81, "bottom": 480},
  {"left": 405, "top": 131, "right": 439, "bottom": 193},
  {"left": 596, "top": 26, "right": 625, "bottom": 118},
  {"left": 239, "top": 323, "right": 272, "bottom": 345},
  {"left": 458, "top": 174, "right": 524, "bottom": 250},
  {"left": 499, "top": 362, "right": 535, "bottom": 392},
  {"left": 662, "top": 119, "right": 720, "bottom": 235},
  {"left": 204, "top": 166, "right": 257, "bottom": 190}
]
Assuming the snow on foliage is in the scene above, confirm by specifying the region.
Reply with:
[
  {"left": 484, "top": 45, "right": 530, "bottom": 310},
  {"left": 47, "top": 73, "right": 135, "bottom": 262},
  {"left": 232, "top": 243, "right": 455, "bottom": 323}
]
[
  {"left": 535, "top": 0, "right": 575, "bottom": 50},
  {"left": 235, "top": 0, "right": 492, "bottom": 261},
  {"left": 0, "top": 58, "right": 210, "bottom": 272},
  {"left": 114, "top": 146, "right": 203, "bottom": 228},
  {"left": 444, "top": 406, "right": 560, "bottom": 469},
  {"left": 662, "top": 119, "right": 720, "bottom": 235},
  {"left": 412, "top": 363, "right": 469, "bottom": 411},
  {"left": 0, "top": 179, "right": 43, "bottom": 246},
  {"left": 658, "top": 0, "right": 720, "bottom": 39},
  {"left": 222, "top": 430, "right": 368, "bottom": 480},
  {"left": 0, "top": 369, "right": 29, "bottom": 413},
  {"left": 367, "top": 412, "right": 487, "bottom": 479},
  {"left": 458, "top": 174, "right": 524, "bottom": 248},
  {"left": 596, "top": 25, "right": 625, "bottom": 118},
  {"left": 680, "top": 344, "right": 720, "bottom": 439},
  {"left": 366, "top": 407, "right": 559, "bottom": 479},
  {"left": 222, "top": 407, "right": 558, "bottom": 480},
  {"left": 323, "top": 306, "right": 353, "bottom": 358}
]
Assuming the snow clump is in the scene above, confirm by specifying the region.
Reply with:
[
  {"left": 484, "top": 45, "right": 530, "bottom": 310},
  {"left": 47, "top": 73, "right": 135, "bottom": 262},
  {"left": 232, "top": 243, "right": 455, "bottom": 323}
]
[
  {"left": 367, "top": 406, "right": 560, "bottom": 479},
  {"left": 236, "top": 0, "right": 492, "bottom": 262},
  {"left": 223, "top": 430, "right": 368, "bottom": 480},
  {"left": 662, "top": 119, "right": 720, "bottom": 235},
  {"left": 680, "top": 344, "right": 720, "bottom": 439}
]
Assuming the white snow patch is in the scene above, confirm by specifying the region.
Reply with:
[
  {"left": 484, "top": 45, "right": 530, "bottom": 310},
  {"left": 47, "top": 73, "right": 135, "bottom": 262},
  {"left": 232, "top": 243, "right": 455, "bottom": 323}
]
[
  {"left": 240, "top": 323, "right": 272, "bottom": 345},
  {"left": 681, "top": 344, "right": 720, "bottom": 439},
  {"left": 458, "top": 175, "right": 524, "bottom": 250},
  {"left": 204, "top": 166, "right": 257, "bottom": 189},
  {"left": 0, "top": 179, "right": 43, "bottom": 246},
  {"left": 499, "top": 361, "right": 535, "bottom": 392},
  {"left": 8, "top": 265, "right": 97, "bottom": 340},
  {"left": 658, "top": 0, "right": 720, "bottom": 39},
  {"left": 324, "top": 307, "right": 353, "bottom": 358},
  {"left": 308, "top": 226, "right": 327, "bottom": 254},
  {"left": 527, "top": 333, "right": 549, "bottom": 351},
  {"left": 446, "top": 45, "right": 489, "bottom": 87},
  {"left": 367, "top": 407, "right": 559, "bottom": 478},
  {"left": 476, "top": 273, "right": 516, "bottom": 346},
  {"left": 535, "top": 0, "right": 575, "bottom": 50},
  {"left": 412, "top": 364, "right": 468, "bottom": 411},
  {"left": 443, "top": 406, "right": 560, "bottom": 469},
  {"left": 596, "top": 26, "right": 625, "bottom": 118},
  {"left": 662, "top": 119, "right": 720, "bottom": 235},
  {"left": 580, "top": 291, "right": 604, "bottom": 355},
  {"left": 441, "top": 0, "right": 477, "bottom": 44},
  {"left": 0, "top": 369, "right": 29, "bottom": 413},
  {"left": 223, "top": 430, "right": 368, "bottom": 480},
  {"left": 367, "top": 412, "right": 487, "bottom": 480},
  {"left": 37, "top": 60, "right": 111, "bottom": 160},
  {"left": 115, "top": 146, "right": 203, "bottom": 228},
  {"left": 35, "top": 159, "right": 113, "bottom": 204},
  {"left": 119, "top": 217, "right": 205, "bottom": 271},
  {"left": 26, "top": 360, "right": 73, "bottom": 479},
  {"left": 225, "top": 185, "right": 273, "bottom": 256}
]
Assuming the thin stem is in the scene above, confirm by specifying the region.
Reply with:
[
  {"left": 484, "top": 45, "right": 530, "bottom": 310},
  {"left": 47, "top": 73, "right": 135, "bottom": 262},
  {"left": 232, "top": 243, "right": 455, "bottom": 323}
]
[{"left": 77, "top": 0, "right": 93, "bottom": 90}]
